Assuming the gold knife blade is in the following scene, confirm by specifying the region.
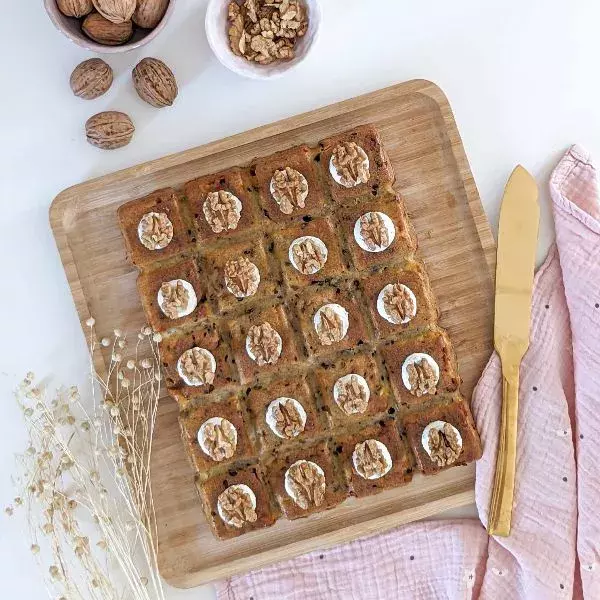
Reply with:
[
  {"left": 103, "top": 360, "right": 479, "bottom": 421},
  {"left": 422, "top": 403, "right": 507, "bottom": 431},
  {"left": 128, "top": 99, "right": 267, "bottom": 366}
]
[{"left": 488, "top": 165, "right": 539, "bottom": 537}]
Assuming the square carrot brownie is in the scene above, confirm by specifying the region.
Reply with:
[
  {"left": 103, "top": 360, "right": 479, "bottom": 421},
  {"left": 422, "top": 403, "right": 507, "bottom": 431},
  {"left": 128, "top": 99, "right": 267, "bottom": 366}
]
[
  {"left": 245, "top": 375, "right": 322, "bottom": 453},
  {"left": 319, "top": 124, "right": 395, "bottom": 204},
  {"left": 315, "top": 351, "right": 392, "bottom": 428},
  {"left": 337, "top": 194, "right": 417, "bottom": 271},
  {"left": 137, "top": 257, "right": 209, "bottom": 333},
  {"left": 228, "top": 304, "right": 300, "bottom": 384},
  {"left": 272, "top": 217, "right": 347, "bottom": 289},
  {"left": 201, "top": 235, "right": 283, "bottom": 315},
  {"left": 360, "top": 260, "right": 439, "bottom": 340},
  {"left": 380, "top": 328, "right": 461, "bottom": 407},
  {"left": 335, "top": 417, "right": 413, "bottom": 497},
  {"left": 196, "top": 464, "right": 277, "bottom": 540},
  {"left": 403, "top": 397, "right": 482, "bottom": 475},
  {"left": 159, "top": 322, "right": 237, "bottom": 406},
  {"left": 294, "top": 280, "right": 371, "bottom": 358},
  {"left": 266, "top": 440, "right": 347, "bottom": 520},
  {"left": 179, "top": 395, "right": 256, "bottom": 478},
  {"left": 183, "top": 167, "right": 258, "bottom": 246},
  {"left": 251, "top": 144, "right": 326, "bottom": 223},
  {"left": 117, "top": 188, "right": 193, "bottom": 268}
]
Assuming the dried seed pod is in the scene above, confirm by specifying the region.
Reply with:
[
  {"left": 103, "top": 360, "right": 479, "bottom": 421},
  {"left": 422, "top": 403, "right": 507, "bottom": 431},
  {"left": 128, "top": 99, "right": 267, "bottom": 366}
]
[
  {"left": 56, "top": 0, "right": 94, "bottom": 18},
  {"left": 82, "top": 12, "right": 133, "bottom": 46},
  {"left": 70, "top": 58, "right": 113, "bottom": 100},
  {"left": 85, "top": 111, "right": 134, "bottom": 150},
  {"left": 133, "top": 0, "right": 170, "bottom": 29},
  {"left": 92, "top": 0, "right": 136, "bottom": 24},
  {"left": 132, "top": 57, "right": 178, "bottom": 108}
]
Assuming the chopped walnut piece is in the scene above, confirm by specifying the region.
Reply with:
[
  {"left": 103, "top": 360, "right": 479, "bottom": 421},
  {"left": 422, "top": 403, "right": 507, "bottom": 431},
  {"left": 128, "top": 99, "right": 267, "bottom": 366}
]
[
  {"left": 353, "top": 439, "right": 391, "bottom": 479},
  {"left": 335, "top": 374, "right": 369, "bottom": 415},
  {"left": 315, "top": 305, "right": 347, "bottom": 345},
  {"left": 359, "top": 212, "right": 390, "bottom": 251},
  {"left": 201, "top": 418, "right": 237, "bottom": 461},
  {"left": 286, "top": 460, "right": 325, "bottom": 510},
  {"left": 290, "top": 237, "right": 327, "bottom": 274},
  {"left": 203, "top": 191, "right": 242, "bottom": 234},
  {"left": 271, "top": 398, "right": 305, "bottom": 438},
  {"left": 407, "top": 358, "right": 437, "bottom": 396},
  {"left": 224, "top": 257, "right": 260, "bottom": 298},
  {"left": 159, "top": 280, "right": 190, "bottom": 319},
  {"left": 382, "top": 284, "right": 416, "bottom": 324},
  {"left": 138, "top": 212, "right": 173, "bottom": 250},
  {"left": 246, "top": 322, "right": 282, "bottom": 366},
  {"left": 178, "top": 347, "right": 215, "bottom": 386},
  {"left": 331, "top": 142, "right": 370, "bottom": 187},
  {"left": 270, "top": 167, "right": 308, "bottom": 214},
  {"left": 217, "top": 485, "right": 257, "bottom": 528},
  {"left": 428, "top": 423, "right": 462, "bottom": 467}
]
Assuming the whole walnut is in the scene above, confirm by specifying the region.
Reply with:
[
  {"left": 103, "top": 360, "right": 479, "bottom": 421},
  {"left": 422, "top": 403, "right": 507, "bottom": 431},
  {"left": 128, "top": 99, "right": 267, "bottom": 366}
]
[
  {"left": 56, "top": 0, "right": 94, "bottom": 18},
  {"left": 85, "top": 111, "right": 134, "bottom": 149},
  {"left": 70, "top": 59, "right": 113, "bottom": 100},
  {"left": 92, "top": 0, "right": 136, "bottom": 24},
  {"left": 133, "top": 0, "right": 170, "bottom": 29},
  {"left": 82, "top": 12, "right": 133, "bottom": 45},
  {"left": 132, "top": 58, "right": 178, "bottom": 108}
]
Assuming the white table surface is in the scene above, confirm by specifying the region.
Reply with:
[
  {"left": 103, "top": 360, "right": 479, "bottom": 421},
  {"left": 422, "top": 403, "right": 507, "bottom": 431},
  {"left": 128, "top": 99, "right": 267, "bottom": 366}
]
[{"left": 2, "top": 0, "right": 600, "bottom": 597}]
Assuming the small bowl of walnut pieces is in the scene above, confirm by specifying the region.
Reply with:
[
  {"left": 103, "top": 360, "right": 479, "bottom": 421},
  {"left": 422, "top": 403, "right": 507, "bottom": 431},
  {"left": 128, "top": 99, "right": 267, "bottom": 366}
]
[{"left": 206, "top": 0, "right": 321, "bottom": 79}]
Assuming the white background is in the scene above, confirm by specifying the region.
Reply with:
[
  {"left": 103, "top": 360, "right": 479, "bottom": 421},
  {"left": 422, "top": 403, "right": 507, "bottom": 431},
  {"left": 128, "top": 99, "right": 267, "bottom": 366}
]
[{"left": 2, "top": 0, "right": 600, "bottom": 597}]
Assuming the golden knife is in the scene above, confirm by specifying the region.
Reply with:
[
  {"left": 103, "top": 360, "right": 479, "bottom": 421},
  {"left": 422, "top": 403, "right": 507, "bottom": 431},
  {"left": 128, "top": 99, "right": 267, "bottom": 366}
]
[{"left": 488, "top": 165, "right": 539, "bottom": 537}]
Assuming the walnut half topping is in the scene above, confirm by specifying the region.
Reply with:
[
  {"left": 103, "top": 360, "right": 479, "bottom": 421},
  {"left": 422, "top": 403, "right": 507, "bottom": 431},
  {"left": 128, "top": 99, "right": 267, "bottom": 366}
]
[
  {"left": 314, "top": 304, "right": 349, "bottom": 346},
  {"left": 270, "top": 167, "right": 309, "bottom": 214},
  {"left": 334, "top": 374, "right": 370, "bottom": 415},
  {"left": 158, "top": 280, "right": 196, "bottom": 320},
  {"left": 177, "top": 347, "right": 216, "bottom": 387},
  {"left": 246, "top": 322, "right": 282, "bottom": 366},
  {"left": 426, "top": 422, "right": 462, "bottom": 467},
  {"left": 356, "top": 211, "right": 395, "bottom": 252},
  {"left": 404, "top": 355, "right": 439, "bottom": 397},
  {"left": 289, "top": 236, "right": 328, "bottom": 275},
  {"left": 330, "top": 141, "right": 370, "bottom": 187},
  {"left": 380, "top": 283, "right": 417, "bottom": 324},
  {"left": 224, "top": 256, "right": 260, "bottom": 298},
  {"left": 285, "top": 460, "right": 326, "bottom": 510},
  {"left": 217, "top": 484, "right": 257, "bottom": 528},
  {"left": 267, "top": 397, "right": 306, "bottom": 439},
  {"left": 138, "top": 211, "right": 173, "bottom": 250},
  {"left": 353, "top": 439, "right": 392, "bottom": 480},
  {"left": 203, "top": 191, "right": 242, "bottom": 234},
  {"left": 199, "top": 417, "right": 237, "bottom": 461}
]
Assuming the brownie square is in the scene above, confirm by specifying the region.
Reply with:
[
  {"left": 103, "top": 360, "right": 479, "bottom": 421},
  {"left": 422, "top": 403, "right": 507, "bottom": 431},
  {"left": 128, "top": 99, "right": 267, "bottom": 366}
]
[
  {"left": 184, "top": 167, "right": 258, "bottom": 245},
  {"left": 252, "top": 144, "right": 326, "bottom": 223},
  {"left": 137, "top": 258, "right": 209, "bottom": 333},
  {"left": 380, "top": 328, "right": 461, "bottom": 407},
  {"left": 360, "top": 260, "right": 439, "bottom": 340},
  {"left": 319, "top": 124, "right": 395, "bottom": 204},
  {"left": 196, "top": 464, "right": 277, "bottom": 540},
  {"left": 338, "top": 194, "right": 417, "bottom": 271},
  {"left": 159, "top": 322, "right": 237, "bottom": 406},
  {"left": 294, "top": 280, "right": 370, "bottom": 357},
  {"left": 245, "top": 375, "right": 322, "bottom": 453},
  {"left": 201, "top": 236, "right": 283, "bottom": 315},
  {"left": 336, "top": 418, "right": 413, "bottom": 497},
  {"left": 179, "top": 395, "right": 256, "bottom": 478},
  {"left": 117, "top": 188, "right": 193, "bottom": 268},
  {"left": 315, "top": 351, "right": 392, "bottom": 428},
  {"left": 403, "top": 397, "right": 482, "bottom": 475},
  {"left": 266, "top": 440, "right": 347, "bottom": 519},
  {"left": 228, "top": 304, "right": 300, "bottom": 384},
  {"left": 273, "top": 217, "right": 348, "bottom": 289}
]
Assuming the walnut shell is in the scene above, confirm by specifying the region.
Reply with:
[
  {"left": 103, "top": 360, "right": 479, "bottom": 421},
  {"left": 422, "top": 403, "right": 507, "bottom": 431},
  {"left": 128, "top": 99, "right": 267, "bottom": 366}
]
[
  {"left": 133, "top": 0, "right": 169, "bottom": 29},
  {"left": 82, "top": 13, "right": 133, "bottom": 45},
  {"left": 132, "top": 58, "right": 178, "bottom": 108},
  {"left": 70, "top": 59, "right": 113, "bottom": 100},
  {"left": 56, "top": 0, "right": 94, "bottom": 18},
  {"left": 85, "top": 111, "right": 134, "bottom": 150},
  {"left": 92, "top": 0, "right": 136, "bottom": 24}
]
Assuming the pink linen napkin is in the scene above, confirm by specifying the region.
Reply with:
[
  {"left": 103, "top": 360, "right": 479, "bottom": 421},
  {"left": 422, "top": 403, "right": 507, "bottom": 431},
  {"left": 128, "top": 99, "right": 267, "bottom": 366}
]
[{"left": 217, "top": 145, "right": 600, "bottom": 600}]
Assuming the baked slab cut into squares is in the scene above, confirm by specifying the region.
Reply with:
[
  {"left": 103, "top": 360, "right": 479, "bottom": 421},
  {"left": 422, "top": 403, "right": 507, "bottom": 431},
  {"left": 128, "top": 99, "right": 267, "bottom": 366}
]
[
  {"left": 228, "top": 303, "right": 300, "bottom": 384},
  {"left": 403, "top": 396, "right": 482, "bottom": 475},
  {"left": 266, "top": 440, "right": 347, "bottom": 520},
  {"left": 201, "top": 235, "right": 283, "bottom": 315},
  {"left": 245, "top": 374, "right": 322, "bottom": 453},
  {"left": 315, "top": 351, "right": 392, "bottom": 428},
  {"left": 179, "top": 395, "right": 255, "bottom": 478},
  {"left": 137, "top": 257, "right": 209, "bottom": 333},
  {"left": 360, "top": 260, "right": 439, "bottom": 341},
  {"left": 335, "top": 417, "right": 413, "bottom": 497},
  {"left": 196, "top": 464, "right": 277, "bottom": 540},
  {"left": 380, "top": 328, "right": 461, "bottom": 407},
  {"left": 319, "top": 124, "right": 395, "bottom": 204},
  {"left": 251, "top": 144, "right": 325, "bottom": 223},
  {"left": 117, "top": 188, "right": 193, "bottom": 268},
  {"left": 184, "top": 167, "right": 258, "bottom": 246}
]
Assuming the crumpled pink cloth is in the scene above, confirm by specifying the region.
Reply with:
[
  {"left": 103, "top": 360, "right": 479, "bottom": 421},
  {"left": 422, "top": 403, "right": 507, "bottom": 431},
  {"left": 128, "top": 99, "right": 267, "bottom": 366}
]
[{"left": 216, "top": 146, "right": 600, "bottom": 600}]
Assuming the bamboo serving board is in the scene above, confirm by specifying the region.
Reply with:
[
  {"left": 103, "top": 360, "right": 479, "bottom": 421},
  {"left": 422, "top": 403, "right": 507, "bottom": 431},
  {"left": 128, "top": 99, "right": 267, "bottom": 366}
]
[{"left": 50, "top": 79, "right": 495, "bottom": 588}]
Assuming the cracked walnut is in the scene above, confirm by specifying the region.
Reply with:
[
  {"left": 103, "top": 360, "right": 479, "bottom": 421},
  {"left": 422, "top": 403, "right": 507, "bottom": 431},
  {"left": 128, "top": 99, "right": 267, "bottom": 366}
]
[
  {"left": 331, "top": 142, "right": 370, "bottom": 187},
  {"left": 199, "top": 417, "right": 238, "bottom": 461},
  {"left": 246, "top": 322, "right": 282, "bottom": 366},
  {"left": 217, "top": 484, "right": 257, "bottom": 528},
  {"left": 334, "top": 374, "right": 370, "bottom": 415},
  {"left": 138, "top": 212, "right": 173, "bottom": 250},
  {"left": 285, "top": 460, "right": 325, "bottom": 510},
  {"left": 353, "top": 439, "right": 392, "bottom": 480},
  {"left": 270, "top": 167, "right": 309, "bottom": 214},
  {"left": 224, "top": 256, "right": 260, "bottom": 298},
  {"left": 178, "top": 347, "right": 216, "bottom": 386},
  {"left": 203, "top": 191, "right": 242, "bottom": 233},
  {"left": 427, "top": 422, "right": 462, "bottom": 467}
]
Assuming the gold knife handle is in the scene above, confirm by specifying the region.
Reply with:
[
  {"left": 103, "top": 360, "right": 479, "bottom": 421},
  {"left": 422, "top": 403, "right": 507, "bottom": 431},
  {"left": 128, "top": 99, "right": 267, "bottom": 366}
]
[{"left": 488, "top": 364, "right": 519, "bottom": 536}]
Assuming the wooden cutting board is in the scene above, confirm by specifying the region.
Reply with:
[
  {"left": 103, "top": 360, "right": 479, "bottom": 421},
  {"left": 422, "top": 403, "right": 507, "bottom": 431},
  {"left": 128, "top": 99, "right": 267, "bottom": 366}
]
[{"left": 50, "top": 79, "right": 495, "bottom": 588}]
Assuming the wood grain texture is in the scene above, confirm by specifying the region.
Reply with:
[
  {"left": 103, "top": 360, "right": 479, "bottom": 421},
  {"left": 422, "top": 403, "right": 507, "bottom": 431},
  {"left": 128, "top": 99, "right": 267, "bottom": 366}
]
[{"left": 49, "top": 79, "right": 495, "bottom": 588}]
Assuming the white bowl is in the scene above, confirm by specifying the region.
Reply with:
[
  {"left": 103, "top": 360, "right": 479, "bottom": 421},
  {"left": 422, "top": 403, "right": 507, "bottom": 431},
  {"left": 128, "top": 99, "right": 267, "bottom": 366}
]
[{"left": 205, "top": 0, "right": 322, "bottom": 80}]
